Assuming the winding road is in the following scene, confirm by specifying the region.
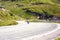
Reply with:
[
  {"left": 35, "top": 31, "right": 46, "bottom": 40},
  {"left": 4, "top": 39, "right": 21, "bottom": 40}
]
[{"left": 0, "top": 21, "right": 60, "bottom": 40}]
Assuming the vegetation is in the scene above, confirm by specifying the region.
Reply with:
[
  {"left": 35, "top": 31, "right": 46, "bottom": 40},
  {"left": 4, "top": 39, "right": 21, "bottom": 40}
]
[
  {"left": 0, "top": 0, "right": 60, "bottom": 26},
  {"left": 0, "top": 10, "right": 20, "bottom": 20},
  {"left": 56, "top": 38, "right": 60, "bottom": 40},
  {"left": 0, "top": 0, "right": 60, "bottom": 19},
  {"left": 0, "top": 20, "right": 18, "bottom": 26}
]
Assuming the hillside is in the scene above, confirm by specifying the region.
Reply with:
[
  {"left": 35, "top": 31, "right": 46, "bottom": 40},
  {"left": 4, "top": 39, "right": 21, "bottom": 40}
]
[
  {"left": 0, "top": 0, "right": 60, "bottom": 21},
  {"left": 0, "top": 8, "right": 20, "bottom": 20}
]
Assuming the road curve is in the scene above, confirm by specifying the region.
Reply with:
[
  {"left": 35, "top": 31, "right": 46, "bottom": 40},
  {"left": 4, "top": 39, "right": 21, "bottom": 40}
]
[
  {"left": 0, "top": 21, "right": 60, "bottom": 40},
  {"left": 22, "top": 24, "right": 60, "bottom": 40}
]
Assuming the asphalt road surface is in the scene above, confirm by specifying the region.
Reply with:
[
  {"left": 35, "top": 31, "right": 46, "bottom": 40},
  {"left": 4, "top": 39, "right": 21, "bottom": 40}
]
[{"left": 0, "top": 21, "right": 60, "bottom": 40}]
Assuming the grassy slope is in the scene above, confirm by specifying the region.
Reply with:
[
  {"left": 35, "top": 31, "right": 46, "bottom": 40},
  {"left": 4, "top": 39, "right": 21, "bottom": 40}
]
[
  {"left": 0, "top": 0, "right": 60, "bottom": 20},
  {"left": 0, "top": 10, "right": 19, "bottom": 26},
  {"left": 0, "top": 20, "right": 18, "bottom": 26},
  {"left": 0, "top": 0, "right": 60, "bottom": 26},
  {"left": 0, "top": 10, "right": 20, "bottom": 20}
]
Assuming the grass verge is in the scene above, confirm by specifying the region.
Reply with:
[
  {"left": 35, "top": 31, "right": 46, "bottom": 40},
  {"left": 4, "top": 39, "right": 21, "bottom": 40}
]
[
  {"left": 55, "top": 37, "right": 60, "bottom": 40},
  {"left": 0, "top": 20, "right": 18, "bottom": 26}
]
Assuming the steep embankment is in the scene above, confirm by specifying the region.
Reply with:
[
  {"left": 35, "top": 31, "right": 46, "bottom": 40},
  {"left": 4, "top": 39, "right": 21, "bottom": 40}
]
[
  {"left": 0, "top": 0, "right": 60, "bottom": 20},
  {"left": 0, "top": 9, "right": 20, "bottom": 20}
]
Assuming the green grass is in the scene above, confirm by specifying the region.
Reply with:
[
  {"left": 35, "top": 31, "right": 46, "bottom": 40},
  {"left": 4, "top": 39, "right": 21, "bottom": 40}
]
[
  {"left": 0, "top": 1, "right": 60, "bottom": 16},
  {"left": 56, "top": 38, "right": 60, "bottom": 40},
  {"left": 0, "top": 20, "right": 18, "bottom": 26},
  {"left": 0, "top": 2, "right": 60, "bottom": 20},
  {"left": 0, "top": 9, "right": 20, "bottom": 20},
  {"left": 0, "top": 0, "right": 60, "bottom": 23},
  {"left": 52, "top": 0, "right": 60, "bottom": 4}
]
